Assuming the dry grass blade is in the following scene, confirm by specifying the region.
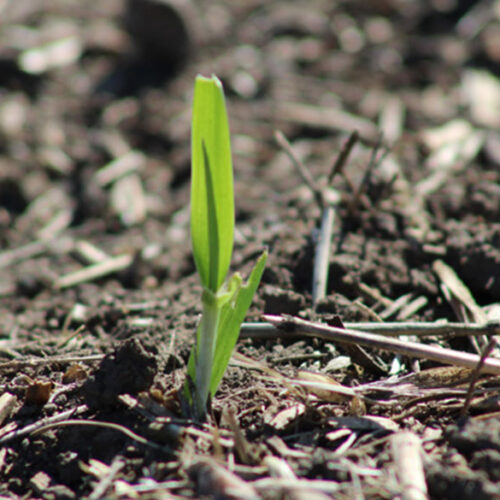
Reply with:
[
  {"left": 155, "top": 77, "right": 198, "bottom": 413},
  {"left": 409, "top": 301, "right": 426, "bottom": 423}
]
[{"left": 432, "top": 259, "right": 486, "bottom": 323}]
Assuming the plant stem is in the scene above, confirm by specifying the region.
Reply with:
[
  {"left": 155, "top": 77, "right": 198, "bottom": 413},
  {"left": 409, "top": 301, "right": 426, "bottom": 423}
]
[{"left": 193, "top": 299, "right": 220, "bottom": 419}]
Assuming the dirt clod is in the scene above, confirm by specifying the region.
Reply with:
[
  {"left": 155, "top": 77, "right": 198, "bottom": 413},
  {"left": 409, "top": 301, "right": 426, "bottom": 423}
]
[{"left": 83, "top": 337, "right": 157, "bottom": 408}]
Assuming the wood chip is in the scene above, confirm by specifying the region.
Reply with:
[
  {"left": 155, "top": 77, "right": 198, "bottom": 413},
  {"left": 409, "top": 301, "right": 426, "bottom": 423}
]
[
  {"left": 18, "top": 35, "right": 83, "bottom": 74},
  {"left": 110, "top": 173, "right": 147, "bottom": 226},
  {"left": 294, "top": 371, "right": 355, "bottom": 402},
  {"left": 264, "top": 403, "right": 306, "bottom": 431},
  {"left": 188, "top": 457, "right": 259, "bottom": 500},
  {"left": 62, "top": 364, "right": 88, "bottom": 384},
  {"left": 462, "top": 69, "right": 500, "bottom": 128},
  {"left": 329, "top": 415, "right": 399, "bottom": 433},
  {"left": 25, "top": 380, "right": 54, "bottom": 406},
  {"left": 29, "top": 471, "right": 51, "bottom": 494},
  {"left": 73, "top": 240, "right": 111, "bottom": 265},
  {"left": 324, "top": 428, "right": 352, "bottom": 443},
  {"left": 93, "top": 150, "right": 145, "bottom": 187},
  {"left": 0, "top": 393, "right": 17, "bottom": 426},
  {"left": 378, "top": 95, "right": 405, "bottom": 145},
  {"left": 263, "top": 456, "right": 332, "bottom": 500}
]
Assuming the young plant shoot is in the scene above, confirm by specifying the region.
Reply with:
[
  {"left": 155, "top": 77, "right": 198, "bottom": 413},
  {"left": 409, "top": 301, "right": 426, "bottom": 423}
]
[{"left": 185, "top": 75, "right": 267, "bottom": 420}]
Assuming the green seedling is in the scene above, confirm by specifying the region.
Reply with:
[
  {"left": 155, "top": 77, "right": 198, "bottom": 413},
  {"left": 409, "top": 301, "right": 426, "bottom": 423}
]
[{"left": 184, "top": 75, "right": 267, "bottom": 420}]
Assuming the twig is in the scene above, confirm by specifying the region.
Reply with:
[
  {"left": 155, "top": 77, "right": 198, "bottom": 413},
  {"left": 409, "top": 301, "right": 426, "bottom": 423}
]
[
  {"left": 36, "top": 208, "right": 72, "bottom": 241},
  {"left": 31, "top": 419, "right": 165, "bottom": 451},
  {"left": 379, "top": 292, "right": 414, "bottom": 320},
  {"left": 391, "top": 432, "right": 428, "bottom": 500},
  {"left": 313, "top": 133, "right": 358, "bottom": 305},
  {"left": 358, "top": 283, "right": 393, "bottom": 308},
  {"left": 240, "top": 320, "right": 500, "bottom": 339},
  {"left": 349, "top": 134, "right": 388, "bottom": 214},
  {"left": 0, "top": 354, "right": 105, "bottom": 371},
  {"left": 397, "top": 296, "right": 428, "bottom": 320},
  {"left": 120, "top": 478, "right": 189, "bottom": 494},
  {"left": 252, "top": 477, "right": 340, "bottom": 495},
  {"left": 328, "top": 130, "right": 359, "bottom": 183},
  {"left": 379, "top": 96, "right": 405, "bottom": 145},
  {"left": 460, "top": 338, "right": 498, "bottom": 417},
  {"left": 0, "top": 240, "right": 49, "bottom": 269},
  {"left": 353, "top": 299, "right": 383, "bottom": 322},
  {"left": 276, "top": 131, "right": 358, "bottom": 305},
  {"left": 0, "top": 405, "right": 87, "bottom": 444},
  {"left": 275, "top": 130, "right": 348, "bottom": 304},
  {"left": 274, "top": 130, "right": 323, "bottom": 206},
  {"left": 262, "top": 315, "right": 500, "bottom": 375}
]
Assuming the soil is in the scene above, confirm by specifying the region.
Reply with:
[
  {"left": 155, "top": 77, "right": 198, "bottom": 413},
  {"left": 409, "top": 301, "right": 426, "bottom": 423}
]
[{"left": 1, "top": 0, "right": 500, "bottom": 498}]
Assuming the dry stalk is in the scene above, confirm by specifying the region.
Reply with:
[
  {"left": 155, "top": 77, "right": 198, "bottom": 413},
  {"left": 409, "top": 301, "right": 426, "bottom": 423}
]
[
  {"left": 241, "top": 320, "right": 500, "bottom": 339},
  {"left": 263, "top": 315, "right": 500, "bottom": 375}
]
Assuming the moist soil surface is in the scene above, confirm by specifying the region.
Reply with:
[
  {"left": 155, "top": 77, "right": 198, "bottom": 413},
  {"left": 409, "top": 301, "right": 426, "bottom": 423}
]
[{"left": 1, "top": 1, "right": 500, "bottom": 498}]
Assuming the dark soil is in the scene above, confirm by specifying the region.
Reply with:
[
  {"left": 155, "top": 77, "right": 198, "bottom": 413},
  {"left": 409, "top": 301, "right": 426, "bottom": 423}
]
[{"left": 1, "top": 0, "right": 500, "bottom": 498}]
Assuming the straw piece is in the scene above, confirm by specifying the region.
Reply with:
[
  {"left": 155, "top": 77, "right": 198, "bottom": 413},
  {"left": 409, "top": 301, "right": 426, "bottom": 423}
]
[
  {"left": 391, "top": 432, "right": 429, "bottom": 500},
  {"left": 54, "top": 254, "right": 133, "bottom": 289}
]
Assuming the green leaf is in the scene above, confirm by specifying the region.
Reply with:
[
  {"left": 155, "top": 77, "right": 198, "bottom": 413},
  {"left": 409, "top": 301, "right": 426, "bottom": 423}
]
[
  {"left": 184, "top": 251, "right": 267, "bottom": 402},
  {"left": 190, "top": 75, "right": 234, "bottom": 293},
  {"left": 209, "top": 250, "right": 268, "bottom": 395},
  {"left": 184, "top": 281, "right": 238, "bottom": 403},
  {"left": 184, "top": 75, "right": 267, "bottom": 419}
]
